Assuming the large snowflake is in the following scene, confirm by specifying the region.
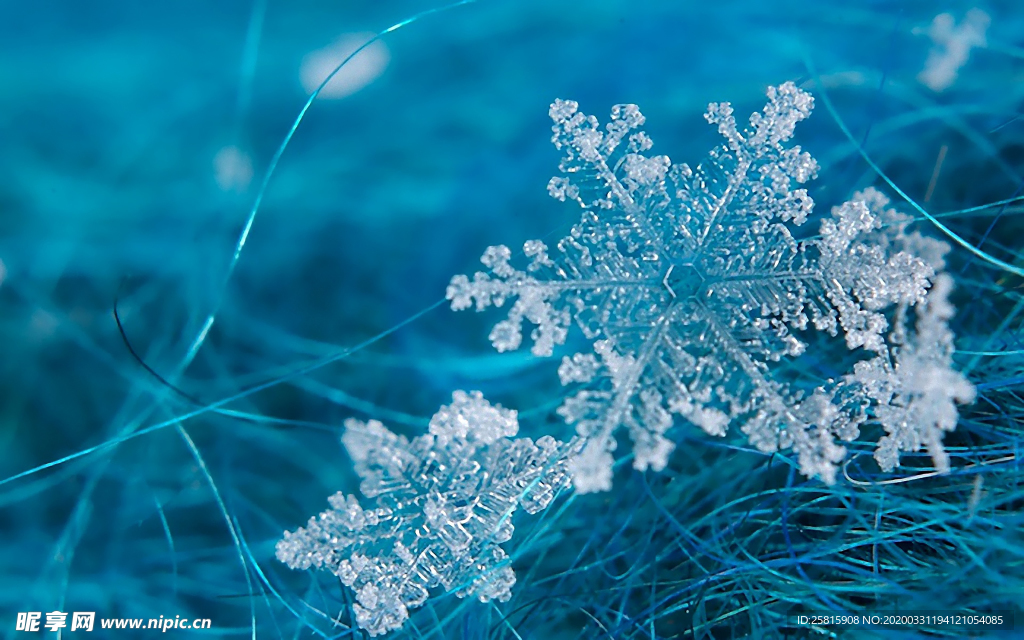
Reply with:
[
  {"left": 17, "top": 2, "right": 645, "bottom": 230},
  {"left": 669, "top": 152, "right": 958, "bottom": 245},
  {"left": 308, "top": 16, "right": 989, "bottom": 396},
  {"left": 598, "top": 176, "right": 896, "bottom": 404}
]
[
  {"left": 448, "top": 83, "right": 967, "bottom": 492},
  {"left": 276, "top": 391, "right": 578, "bottom": 636}
]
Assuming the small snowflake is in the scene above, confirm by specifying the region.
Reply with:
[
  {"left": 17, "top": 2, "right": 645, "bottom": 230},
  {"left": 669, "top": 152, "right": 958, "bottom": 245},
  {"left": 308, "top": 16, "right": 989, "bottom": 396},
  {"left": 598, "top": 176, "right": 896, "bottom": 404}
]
[
  {"left": 276, "top": 391, "right": 578, "bottom": 636},
  {"left": 846, "top": 273, "right": 976, "bottom": 473}
]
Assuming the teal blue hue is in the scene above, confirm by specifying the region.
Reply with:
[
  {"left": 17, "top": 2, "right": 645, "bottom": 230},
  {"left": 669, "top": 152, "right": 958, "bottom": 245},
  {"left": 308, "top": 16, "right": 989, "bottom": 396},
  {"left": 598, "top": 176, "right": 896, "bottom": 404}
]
[{"left": 1, "top": 0, "right": 1022, "bottom": 637}]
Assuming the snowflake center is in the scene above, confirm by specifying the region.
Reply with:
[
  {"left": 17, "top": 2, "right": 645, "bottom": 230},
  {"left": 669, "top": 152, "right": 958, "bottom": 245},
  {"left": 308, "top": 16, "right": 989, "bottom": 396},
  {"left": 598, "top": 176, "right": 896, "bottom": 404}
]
[{"left": 661, "top": 262, "right": 706, "bottom": 299}]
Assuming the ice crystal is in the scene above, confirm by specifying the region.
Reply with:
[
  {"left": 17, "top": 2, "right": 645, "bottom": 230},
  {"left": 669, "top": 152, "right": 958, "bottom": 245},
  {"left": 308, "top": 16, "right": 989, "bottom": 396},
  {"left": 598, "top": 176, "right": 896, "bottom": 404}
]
[
  {"left": 918, "top": 9, "right": 989, "bottom": 91},
  {"left": 276, "top": 391, "right": 578, "bottom": 636},
  {"left": 846, "top": 273, "right": 976, "bottom": 474},
  {"left": 448, "top": 83, "right": 969, "bottom": 492}
]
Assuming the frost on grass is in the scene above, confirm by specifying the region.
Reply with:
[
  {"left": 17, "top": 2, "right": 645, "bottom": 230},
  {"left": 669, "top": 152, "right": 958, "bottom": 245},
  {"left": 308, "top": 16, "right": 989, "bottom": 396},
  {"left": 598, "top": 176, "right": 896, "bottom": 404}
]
[
  {"left": 276, "top": 391, "right": 578, "bottom": 636},
  {"left": 448, "top": 83, "right": 973, "bottom": 492},
  {"left": 918, "top": 9, "right": 990, "bottom": 91}
]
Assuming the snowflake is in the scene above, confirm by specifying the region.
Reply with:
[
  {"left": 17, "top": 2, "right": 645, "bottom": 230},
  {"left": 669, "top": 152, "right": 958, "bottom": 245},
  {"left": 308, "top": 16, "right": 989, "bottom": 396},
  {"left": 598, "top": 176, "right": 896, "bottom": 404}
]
[
  {"left": 447, "top": 83, "right": 965, "bottom": 492},
  {"left": 918, "top": 9, "right": 990, "bottom": 92},
  {"left": 276, "top": 391, "right": 578, "bottom": 636},
  {"left": 846, "top": 273, "right": 976, "bottom": 474}
]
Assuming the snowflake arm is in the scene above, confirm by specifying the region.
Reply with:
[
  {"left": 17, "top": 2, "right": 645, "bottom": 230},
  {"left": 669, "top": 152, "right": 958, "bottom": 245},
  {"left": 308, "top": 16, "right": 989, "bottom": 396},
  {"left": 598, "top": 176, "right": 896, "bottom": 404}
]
[{"left": 816, "top": 192, "right": 936, "bottom": 352}]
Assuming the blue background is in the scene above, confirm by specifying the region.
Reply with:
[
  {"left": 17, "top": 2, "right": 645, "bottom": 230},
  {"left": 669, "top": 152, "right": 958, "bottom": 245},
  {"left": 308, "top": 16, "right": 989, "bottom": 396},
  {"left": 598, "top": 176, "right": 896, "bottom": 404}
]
[{"left": 1, "top": 0, "right": 1022, "bottom": 637}]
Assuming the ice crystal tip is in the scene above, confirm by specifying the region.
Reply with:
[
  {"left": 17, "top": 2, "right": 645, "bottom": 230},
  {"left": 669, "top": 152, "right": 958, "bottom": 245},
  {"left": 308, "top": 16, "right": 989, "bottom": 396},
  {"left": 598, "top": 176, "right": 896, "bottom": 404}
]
[{"left": 429, "top": 389, "right": 518, "bottom": 445}]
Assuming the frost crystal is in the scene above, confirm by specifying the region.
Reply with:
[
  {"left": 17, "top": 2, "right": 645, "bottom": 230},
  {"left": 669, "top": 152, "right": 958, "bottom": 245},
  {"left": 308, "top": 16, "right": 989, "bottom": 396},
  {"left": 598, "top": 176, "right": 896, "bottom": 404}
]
[
  {"left": 448, "top": 83, "right": 971, "bottom": 491},
  {"left": 847, "top": 274, "right": 976, "bottom": 474},
  {"left": 918, "top": 9, "right": 989, "bottom": 92},
  {"left": 276, "top": 391, "right": 578, "bottom": 636}
]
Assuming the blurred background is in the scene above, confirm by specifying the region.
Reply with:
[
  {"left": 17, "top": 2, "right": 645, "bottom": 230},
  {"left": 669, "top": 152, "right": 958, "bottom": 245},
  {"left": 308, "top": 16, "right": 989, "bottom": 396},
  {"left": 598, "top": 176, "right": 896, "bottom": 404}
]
[{"left": 1, "top": 0, "right": 1023, "bottom": 637}]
